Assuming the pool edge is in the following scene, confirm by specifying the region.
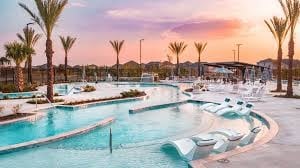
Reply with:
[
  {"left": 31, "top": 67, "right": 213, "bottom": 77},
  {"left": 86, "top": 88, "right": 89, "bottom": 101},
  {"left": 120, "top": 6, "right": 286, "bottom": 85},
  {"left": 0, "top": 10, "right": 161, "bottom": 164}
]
[
  {"left": 188, "top": 109, "right": 279, "bottom": 168},
  {"left": 0, "top": 117, "right": 115, "bottom": 155}
]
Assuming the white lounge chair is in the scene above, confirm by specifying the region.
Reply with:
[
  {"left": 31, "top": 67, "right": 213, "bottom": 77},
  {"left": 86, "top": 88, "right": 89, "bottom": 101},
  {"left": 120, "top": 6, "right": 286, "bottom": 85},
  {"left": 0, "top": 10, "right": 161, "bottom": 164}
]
[
  {"left": 240, "top": 127, "right": 262, "bottom": 146},
  {"left": 205, "top": 99, "right": 234, "bottom": 113},
  {"left": 243, "top": 86, "right": 265, "bottom": 102},
  {"left": 215, "top": 101, "right": 244, "bottom": 116},
  {"left": 216, "top": 103, "right": 253, "bottom": 116},
  {"left": 230, "top": 84, "right": 239, "bottom": 94},
  {"left": 210, "top": 129, "right": 244, "bottom": 152},
  {"left": 192, "top": 129, "right": 244, "bottom": 153},
  {"left": 200, "top": 98, "right": 231, "bottom": 111},
  {"left": 163, "top": 137, "right": 218, "bottom": 161}
]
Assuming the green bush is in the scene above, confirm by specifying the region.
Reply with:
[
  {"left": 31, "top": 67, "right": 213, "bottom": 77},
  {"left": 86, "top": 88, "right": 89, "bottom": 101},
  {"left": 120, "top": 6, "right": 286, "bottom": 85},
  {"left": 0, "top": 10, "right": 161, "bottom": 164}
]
[
  {"left": 120, "top": 89, "right": 146, "bottom": 98},
  {"left": 27, "top": 98, "right": 65, "bottom": 104},
  {"left": 83, "top": 85, "right": 96, "bottom": 92},
  {"left": 0, "top": 83, "right": 38, "bottom": 93}
]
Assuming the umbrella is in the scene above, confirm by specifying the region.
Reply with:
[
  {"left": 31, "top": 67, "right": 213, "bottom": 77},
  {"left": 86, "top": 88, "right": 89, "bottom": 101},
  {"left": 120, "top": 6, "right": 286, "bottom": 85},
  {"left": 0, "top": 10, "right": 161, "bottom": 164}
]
[{"left": 213, "top": 67, "right": 233, "bottom": 74}]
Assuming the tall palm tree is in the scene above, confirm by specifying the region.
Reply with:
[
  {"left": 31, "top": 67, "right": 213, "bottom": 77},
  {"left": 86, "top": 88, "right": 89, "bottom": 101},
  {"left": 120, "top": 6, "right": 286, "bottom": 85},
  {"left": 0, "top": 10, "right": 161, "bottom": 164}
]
[
  {"left": 19, "top": 0, "right": 68, "bottom": 102},
  {"left": 4, "top": 42, "right": 34, "bottom": 92},
  {"left": 194, "top": 42, "right": 207, "bottom": 77},
  {"left": 279, "top": 0, "right": 300, "bottom": 97},
  {"left": 17, "top": 27, "right": 42, "bottom": 84},
  {"left": 265, "top": 17, "right": 289, "bottom": 92},
  {"left": 59, "top": 36, "right": 77, "bottom": 82},
  {"left": 168, "top": 42, "right": 187, "bottom": 76},
  {"left": 109, "top": 40, "right": 124, "bottom": 81}
]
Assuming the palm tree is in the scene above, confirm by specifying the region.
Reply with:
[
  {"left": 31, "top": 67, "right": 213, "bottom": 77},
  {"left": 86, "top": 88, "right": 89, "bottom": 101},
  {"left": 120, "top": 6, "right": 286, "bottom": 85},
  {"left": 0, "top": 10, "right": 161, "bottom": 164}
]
[
  {"left": 265, "top": 17, "right": 289, "bottom": 92},
  {"left": 19, "top": 0, "right": 68, "bottom": 102},
  {"left": 4, "top": 42, "right": 34, "bottom": 92},
  {"left": 194, "top": 42, "right": 207, "bottom": 77},
  {"left": 166, "top": 54, "right": 174, "bottom": 78},
  {"left": 168, "top": 42, "right": 187, "bottom": 76},
  {"left": 109, "top": 40, "right": 124, "bottom": 81},
  {"left": 0, "top": 57, "right": 11, "bottom": 84},
  {"left": 59, "top": 36, "right": 77, "bottom": 82},
  {"left": 279, "top": 0, "right": 300, "bottom": 97},
  {"left": 17, "top": 27, "right": 42, "bottom": 84}
]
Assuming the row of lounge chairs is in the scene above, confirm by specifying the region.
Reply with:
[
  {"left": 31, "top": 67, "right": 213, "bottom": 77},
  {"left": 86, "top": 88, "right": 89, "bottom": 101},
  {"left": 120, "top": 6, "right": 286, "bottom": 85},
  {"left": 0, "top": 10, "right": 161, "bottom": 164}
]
[
  {"left": 200, "top": 98, "right": 254, "bottom": 116},
  {"left": 163, "top": 127, "right": 261, "bottom": 161}
]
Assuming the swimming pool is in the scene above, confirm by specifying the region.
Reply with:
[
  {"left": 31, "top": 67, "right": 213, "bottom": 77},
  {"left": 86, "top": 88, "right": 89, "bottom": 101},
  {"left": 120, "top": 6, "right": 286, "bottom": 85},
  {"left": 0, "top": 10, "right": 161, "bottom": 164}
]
[
  {"left": 0, "top": 83, "right": 267, "bottom": 168},
  {"left": 0, "top": 84, "right": 73, "bottom": 100}
]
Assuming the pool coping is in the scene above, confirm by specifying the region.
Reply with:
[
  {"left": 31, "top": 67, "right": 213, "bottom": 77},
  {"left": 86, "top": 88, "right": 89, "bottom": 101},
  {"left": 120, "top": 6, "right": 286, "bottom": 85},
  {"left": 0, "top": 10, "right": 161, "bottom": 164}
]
[
  {"left": 0, "top": 117, "right": 115, "bottom": 155},
  {"left": 56, "top": 95, "right": 148, "bottom": 110},
  {"left": 188, "top": 109, "right": 279, "bottom": 168}
]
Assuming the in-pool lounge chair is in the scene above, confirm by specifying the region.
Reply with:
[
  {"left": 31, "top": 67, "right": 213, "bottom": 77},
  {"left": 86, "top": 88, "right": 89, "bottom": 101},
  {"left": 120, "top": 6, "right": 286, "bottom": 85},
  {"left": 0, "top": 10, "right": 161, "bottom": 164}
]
[
  {"left": 239, "top": 127, "right": 262, "bottom": 146},
  {"left": 209, "top": 129, "right": 245, "bottom": 153},
  {"left": 162, "top": 137, "right": 218, "bottom": 161},
  {"left": 200, "top": 98, "right": 231, "bottom": 111},
  {"left": 204, "top": 98, "right": 233, "bottom": 113},
  {"left": 163, "top": 129, "right": 244, "bottom": 161},
  {"left": 216, "top": 103, "right": 253, "bottom": 116}
]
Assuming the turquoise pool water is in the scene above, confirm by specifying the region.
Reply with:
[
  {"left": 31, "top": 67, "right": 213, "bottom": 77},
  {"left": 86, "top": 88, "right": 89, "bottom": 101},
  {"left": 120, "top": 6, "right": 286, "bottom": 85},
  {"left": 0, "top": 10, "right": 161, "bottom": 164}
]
[
  {"left": 0, "top": 83, "right": 266, "bottom": 168},
  {"left": 0, "top": 84, "right": 72, "bottom": 99}
]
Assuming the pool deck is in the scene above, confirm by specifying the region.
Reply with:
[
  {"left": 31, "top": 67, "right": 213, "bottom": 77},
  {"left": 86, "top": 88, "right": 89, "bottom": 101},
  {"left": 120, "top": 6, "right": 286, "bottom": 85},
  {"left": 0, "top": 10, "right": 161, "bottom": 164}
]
[{"left": 190, "top": 84, "right": 300, "bottom": 168}]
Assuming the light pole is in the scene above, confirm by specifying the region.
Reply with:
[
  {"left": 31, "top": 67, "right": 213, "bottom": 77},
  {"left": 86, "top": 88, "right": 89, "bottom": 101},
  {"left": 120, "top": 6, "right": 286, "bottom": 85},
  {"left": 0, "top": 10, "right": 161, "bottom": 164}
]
[
  {"left": 236, "top": 44, "right": 243, "bottom": 62},
  {"left": 26, "top": 22, "right": 34, "bottom": 84},
  {"left": 232, "top": 50, "right": 236, "bottom": 62},
  {"left": 139, "top": 39, "right": 144, "bottom": 77}
]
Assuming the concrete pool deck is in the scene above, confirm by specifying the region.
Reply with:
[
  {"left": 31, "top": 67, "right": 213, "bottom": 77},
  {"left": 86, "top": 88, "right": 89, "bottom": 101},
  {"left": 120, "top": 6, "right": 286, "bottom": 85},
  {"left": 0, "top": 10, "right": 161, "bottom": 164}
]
[{"left": 189, "top": 84, "right": 300, "bottom": 168}]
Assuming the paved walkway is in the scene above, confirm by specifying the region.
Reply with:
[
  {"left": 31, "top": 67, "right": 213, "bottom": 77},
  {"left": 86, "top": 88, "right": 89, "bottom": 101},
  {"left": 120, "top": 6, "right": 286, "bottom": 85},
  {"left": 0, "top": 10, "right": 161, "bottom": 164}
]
[{"left": 191, "top": 84, "right": 300, "bottom": 168}]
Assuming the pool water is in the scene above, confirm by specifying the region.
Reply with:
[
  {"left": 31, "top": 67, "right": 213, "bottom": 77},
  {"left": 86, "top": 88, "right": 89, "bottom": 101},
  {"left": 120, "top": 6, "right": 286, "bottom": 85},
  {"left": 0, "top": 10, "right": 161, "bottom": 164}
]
[{"left": 0, "top": 83, "right": 266, "bottom": 168}]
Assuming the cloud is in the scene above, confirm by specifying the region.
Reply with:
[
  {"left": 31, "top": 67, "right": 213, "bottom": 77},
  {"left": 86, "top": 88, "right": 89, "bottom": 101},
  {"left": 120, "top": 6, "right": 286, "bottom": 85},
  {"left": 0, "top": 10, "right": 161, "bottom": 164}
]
[
  {"left": 106, "top": 9, "right": 142, "bottom": 20},
  {"left": 162, "top": 19, "right": 244, "bottom": 39},
  {"left": 70, "top": 1, "right": 87, "bottom": 8}
]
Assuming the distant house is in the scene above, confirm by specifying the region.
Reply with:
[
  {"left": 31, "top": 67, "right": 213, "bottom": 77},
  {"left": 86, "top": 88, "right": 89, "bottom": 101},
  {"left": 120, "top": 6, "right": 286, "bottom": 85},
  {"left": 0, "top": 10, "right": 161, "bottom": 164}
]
[{"left": 257, "top": 58, "right": 300, "bottom": 70}]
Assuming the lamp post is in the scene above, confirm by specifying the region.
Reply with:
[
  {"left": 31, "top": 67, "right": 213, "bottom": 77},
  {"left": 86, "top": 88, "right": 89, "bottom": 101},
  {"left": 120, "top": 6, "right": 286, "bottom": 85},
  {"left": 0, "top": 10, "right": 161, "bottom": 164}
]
[
  {"left": 26, "top": 22, "right": 34, "bottom": 84},
  {"left": 232, "top": 50, "right": 236, "bottom": 62},
  {"left": 139, "top": 39, "right": 144, "bottom": 77},
  {"left": 236, "top": 44, "right": 243, "bottom": 62}
]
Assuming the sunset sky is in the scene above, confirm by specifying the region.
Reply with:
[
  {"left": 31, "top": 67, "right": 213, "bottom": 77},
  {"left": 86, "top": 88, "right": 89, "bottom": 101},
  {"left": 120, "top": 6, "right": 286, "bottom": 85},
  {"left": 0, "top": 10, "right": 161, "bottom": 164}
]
[{"left": 1, "top": 0, "right": 300, "bottom": 66}]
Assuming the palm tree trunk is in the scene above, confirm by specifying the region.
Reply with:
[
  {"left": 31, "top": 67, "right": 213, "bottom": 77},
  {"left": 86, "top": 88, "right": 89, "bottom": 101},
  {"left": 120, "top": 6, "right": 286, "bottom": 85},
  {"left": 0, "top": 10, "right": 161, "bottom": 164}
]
[
  {"left": 286, "top": 36, "right": 294, "bottom": 97},
  {"left": 276, "top": 45, "right": 283, "bottom": 91},
  {"left": 117, "top": 55, "right": 119, "bottom": 81},
  {"left": 46, "top": 38, "right": 54, "bottom": 102},
  {"left": 64, "top": 51, "right": 68, "bottom": 82},
  {"left": 27, "top": 55, "right": 33, "bottom": 84},
  {"left": 176, "top": 54, "right": 179, "bottom": 76},
  {"left": 15, "top": 64, "right": 24, "bottom": 92},
  {"left": 198, "top": 53, "right": 201, "bottom": 77}
]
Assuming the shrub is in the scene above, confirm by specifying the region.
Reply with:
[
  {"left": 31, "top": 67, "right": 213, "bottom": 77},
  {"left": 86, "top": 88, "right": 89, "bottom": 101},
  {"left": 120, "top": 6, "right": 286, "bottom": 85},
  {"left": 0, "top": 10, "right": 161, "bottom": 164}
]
[
  {"left": 120, "top": 89, "right": 146, "bottom": 98},
  {"left": 83, "top": 85, "right": 96, "bottom": 92},
  {"left": 0, "top": 106, "right": 4, "bottom": 114},
  {"left": 12, "top": 104, "right": 22, "bottom": 114},
  {"left": 26, "top": 98, "right": 65, "bottom": 104},
  {"left": 0, "top": 83, "right": 38, "bottom": 93}
]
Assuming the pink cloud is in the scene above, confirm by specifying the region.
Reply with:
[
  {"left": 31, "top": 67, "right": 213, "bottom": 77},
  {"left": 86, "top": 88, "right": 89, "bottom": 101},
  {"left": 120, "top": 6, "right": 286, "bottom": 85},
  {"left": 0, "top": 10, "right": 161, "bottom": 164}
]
[{"left": 164, "top": 19, "right": 244, "bottom": 39}]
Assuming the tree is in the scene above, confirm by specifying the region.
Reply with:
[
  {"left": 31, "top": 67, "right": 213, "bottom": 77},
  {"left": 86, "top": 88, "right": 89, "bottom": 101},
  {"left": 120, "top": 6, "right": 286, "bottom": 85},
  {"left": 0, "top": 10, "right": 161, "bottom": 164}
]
[
  {"left": 17, "top": 27, "right": 42, "bottom": 84},
  {"left": 109, "top": 40, "right": 124, "bottom": 81},
  {"left": 59, "top": 36, "right": 77, "bottom": 82},
  {"left": 4, "top": 42, "right": 34, "bottom": 91},
  {"left": 19, "top": 0, "right": 68, "bottom": 102},
  {"left": 265, "top": 17, "right": 289, "bottom": 92},
  {"left": 168, "top": 42, "right": 187, "bottom": 76},
  {"left": 279, "top": 0, "right": 300, "bottom": 96},
  {"left": 194, "top": 42, "right": 207, "bottom": 77}
]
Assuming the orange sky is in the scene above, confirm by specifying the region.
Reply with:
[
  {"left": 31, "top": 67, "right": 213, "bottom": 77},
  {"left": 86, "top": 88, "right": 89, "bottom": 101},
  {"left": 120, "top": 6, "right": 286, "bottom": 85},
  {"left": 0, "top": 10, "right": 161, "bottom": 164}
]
[{"left": 1, "top": 0, "right": 300, "bottom": 66}]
